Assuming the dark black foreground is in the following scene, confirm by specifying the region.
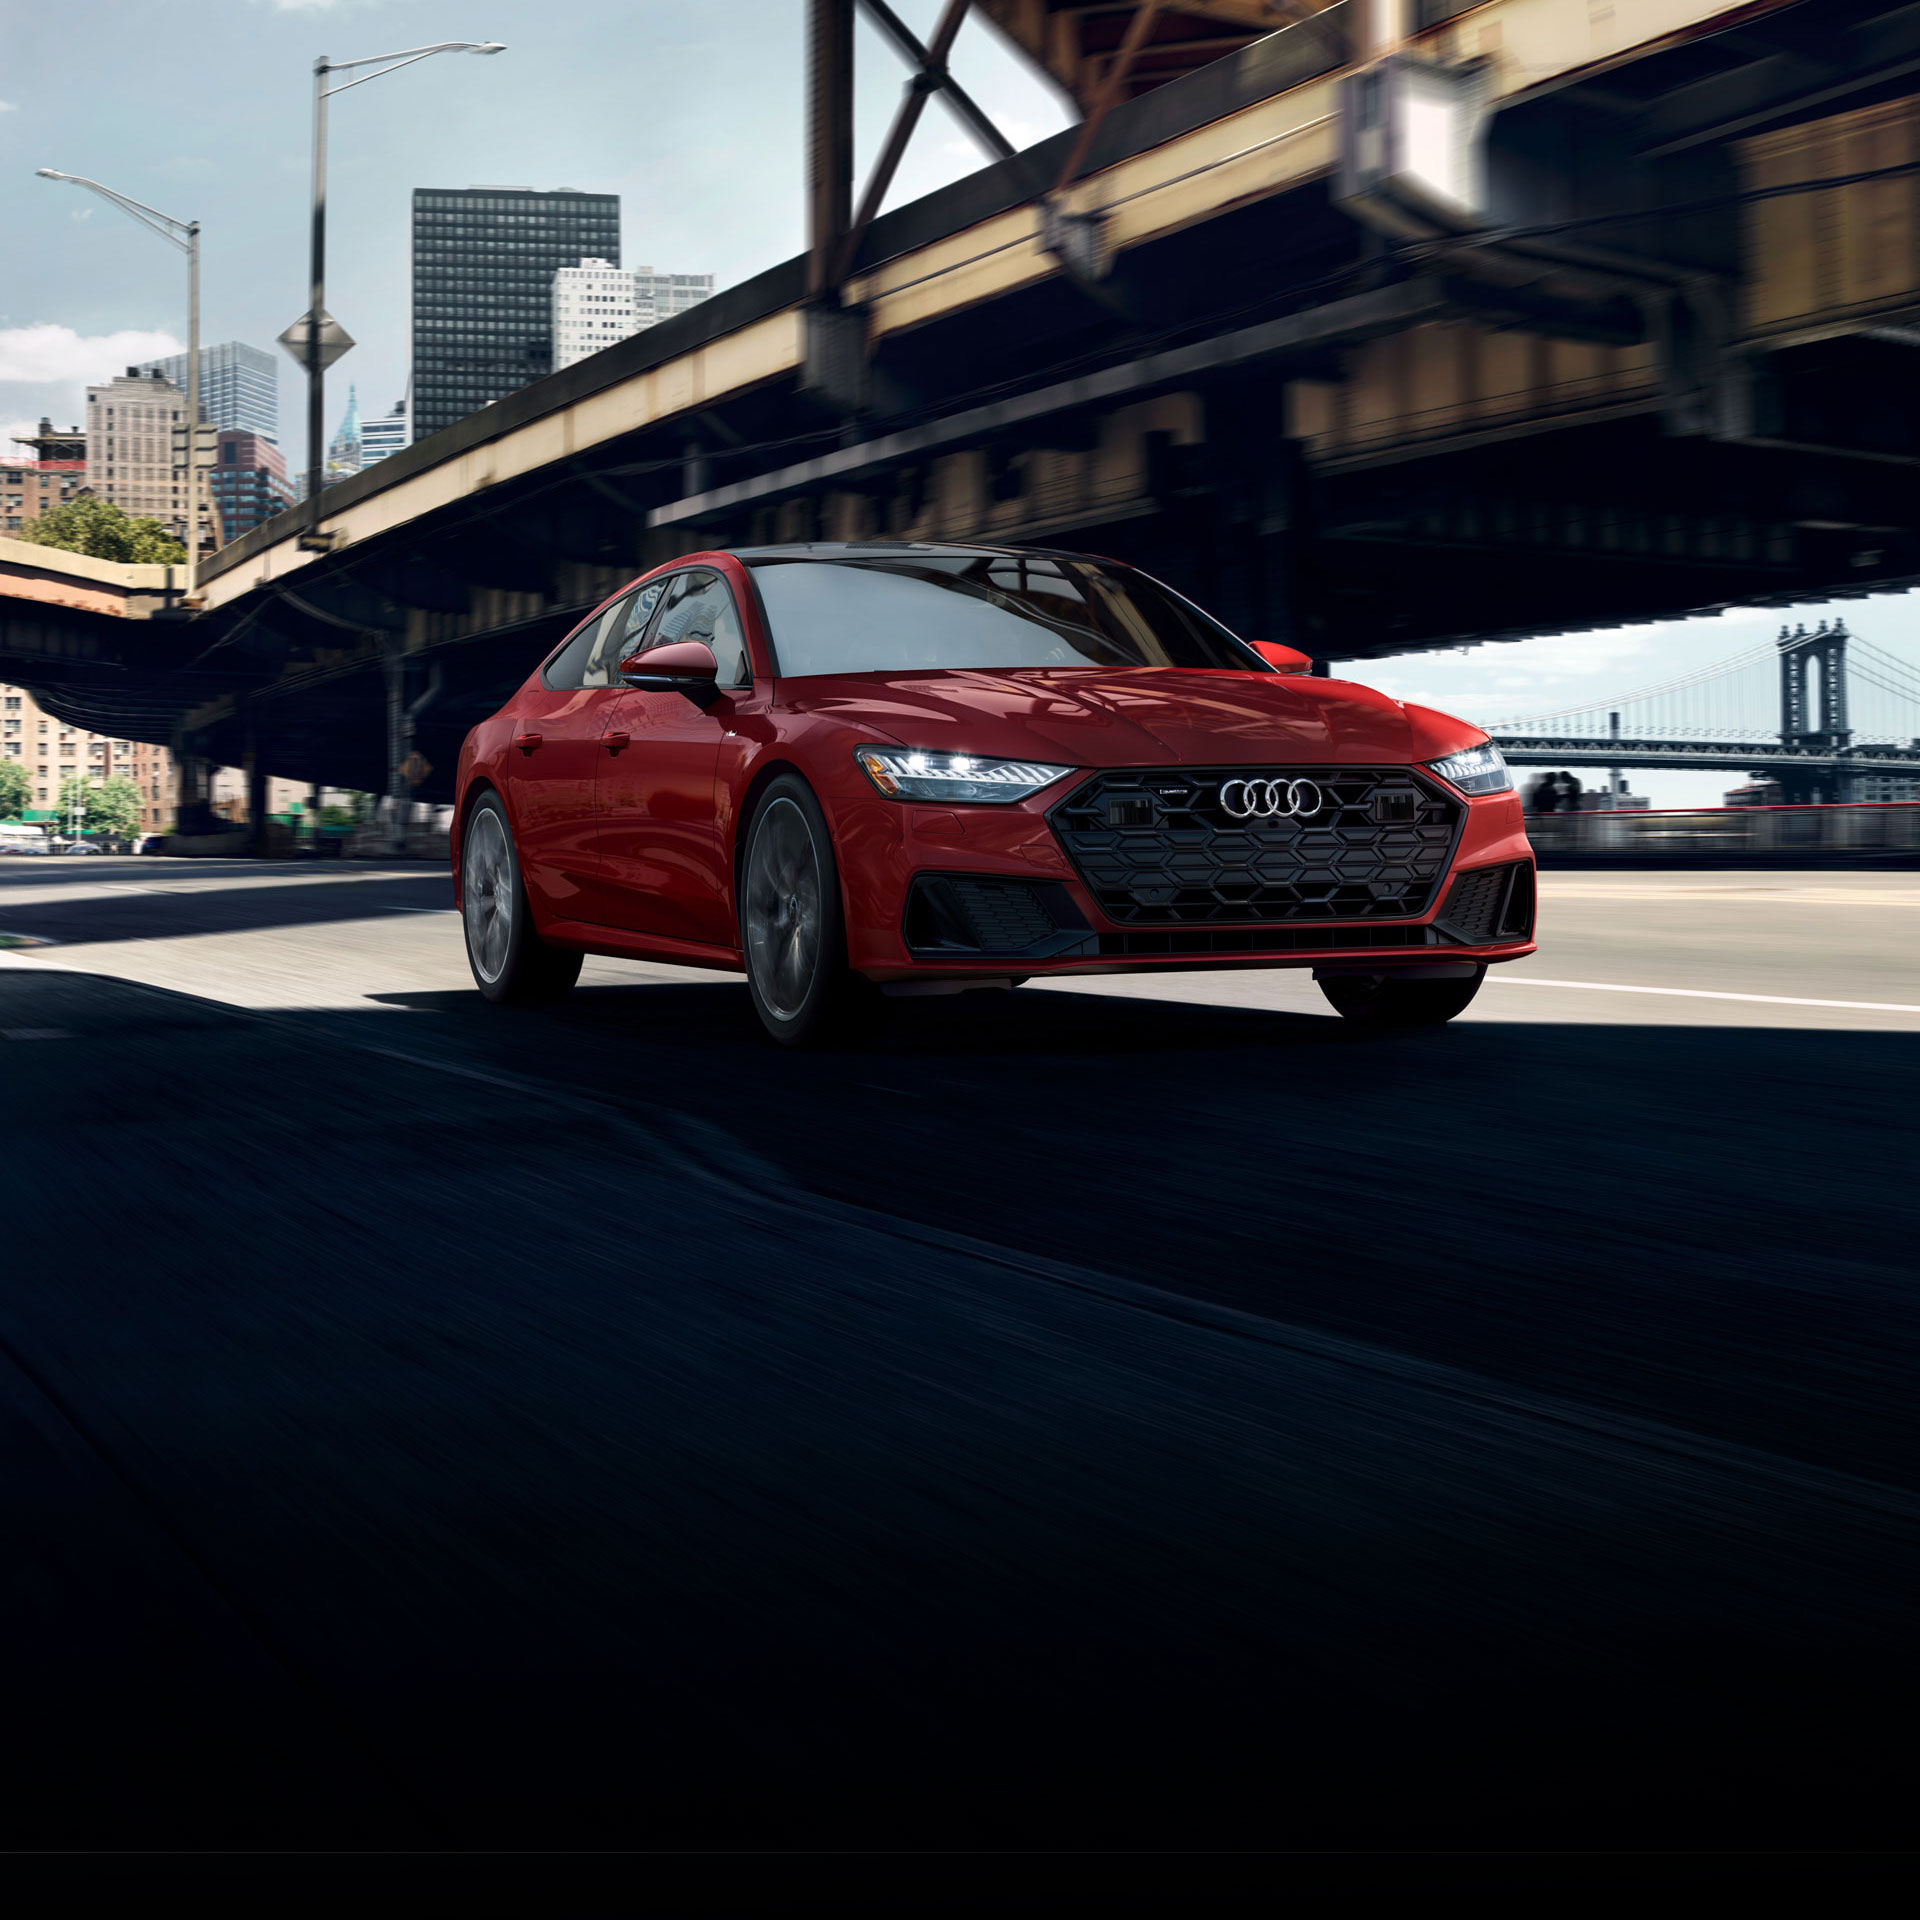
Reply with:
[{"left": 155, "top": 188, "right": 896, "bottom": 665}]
[{"left": 0, "top": 923, "right": 1915, "bottom": 1876}]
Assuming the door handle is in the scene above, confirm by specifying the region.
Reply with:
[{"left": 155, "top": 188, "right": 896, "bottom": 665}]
[
  {"left": 514, "top": 731, "right": 543, "bottom": 755},
  {"left": 603, "top": 730, "right": 631, "bottom": 754}
]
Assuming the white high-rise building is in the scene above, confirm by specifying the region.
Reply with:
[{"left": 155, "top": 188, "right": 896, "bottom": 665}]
[
  {"left": 637, "top": 269, "right": 716, "bottom": 320},
  {"left": 552, "top": 259, "right": 653, "bottom": 372},
  {"left": 550, "top": 258, "right": 715, "bottom": 373}
]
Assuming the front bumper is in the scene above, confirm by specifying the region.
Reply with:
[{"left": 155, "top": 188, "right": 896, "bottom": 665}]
[{"left": 834, "top": 773, "right": 1537, "bottom": 981}]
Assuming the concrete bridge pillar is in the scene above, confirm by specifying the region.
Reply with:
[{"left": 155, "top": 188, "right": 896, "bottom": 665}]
[
  {"left": 171, "top": 739, "right": 216, "bottom": 838},
  {"left": 245, "top": 731, "right": 269, "bottom": 859}
]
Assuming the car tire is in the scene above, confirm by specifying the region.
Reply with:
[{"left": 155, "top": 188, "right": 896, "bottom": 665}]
[
  {"left": 461, "top": 790, "right": 583, "bottom": 1006},
  {"left": 1318, "top": 966, "right": 1486, "bottom": 1028},
  {"left": 739, "top": 774, "right": 871, "bottom": 1047}
]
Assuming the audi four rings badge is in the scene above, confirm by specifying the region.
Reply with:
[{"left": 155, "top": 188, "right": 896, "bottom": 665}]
[{"left": 1220, "top": 777, "right": 1323, "bottom": 819}]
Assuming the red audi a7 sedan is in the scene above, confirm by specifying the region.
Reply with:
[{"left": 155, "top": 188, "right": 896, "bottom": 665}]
[{"left": 453, "top": 543, "right": 1536, "bottom": 1044}]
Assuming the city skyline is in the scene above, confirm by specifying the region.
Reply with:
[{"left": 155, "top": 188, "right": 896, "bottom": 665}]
[{"left": 0, "top": 1, "right": 1069, "bottom": 476}]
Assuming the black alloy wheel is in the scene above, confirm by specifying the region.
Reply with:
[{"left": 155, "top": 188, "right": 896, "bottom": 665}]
[
  {"left": 739, "top": 774, "right": 869, "bottom": 1046},
  {"left": 1318, "top": 965, "right": 1486, "bottom": 1028},
  {"left": 461, "top": 791, "right": 584, "bottom": 1006}
]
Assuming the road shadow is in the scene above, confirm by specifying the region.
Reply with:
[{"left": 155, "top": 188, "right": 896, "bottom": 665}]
[
  {"left": 353, "top": 972, "right": 1920, "bottom": 1481},
  {"left": 371, "top": 974, "right": 1353, "bottom": 1057},
  {"left": 1, "top": 960, "right": 1916, "bottom": 1853},
  {"left": 0, "top": 871, "right": 452, "bottom": 945}
]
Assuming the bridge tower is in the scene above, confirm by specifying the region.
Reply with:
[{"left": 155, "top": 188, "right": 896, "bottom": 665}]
[{"left": 1777, "top": 620, "right": 1852, "bottom": 803}]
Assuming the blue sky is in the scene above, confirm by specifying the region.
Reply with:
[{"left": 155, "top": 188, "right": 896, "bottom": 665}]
[{"left": 3, "top": 0, "right": 1916, "bottom": 801}]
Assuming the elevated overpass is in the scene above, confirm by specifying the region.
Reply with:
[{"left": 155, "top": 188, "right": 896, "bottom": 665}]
[{"left": 9, "top": 0, "right": 1920, "bottom": 807}]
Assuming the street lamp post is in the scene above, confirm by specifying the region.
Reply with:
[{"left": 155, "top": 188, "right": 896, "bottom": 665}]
[
  {"left": 34, "top": 170, "right": 204, "bottom": 595},
  {"left": 301, "top": 40, "right": 505, "bottom": 540}
]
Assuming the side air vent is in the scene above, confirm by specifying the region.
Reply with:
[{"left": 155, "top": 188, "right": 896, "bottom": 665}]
[
  {"left": 1435, "top": 861, "right": 1535, "bottom": 945},
  {"left": 904, "top": 875, "right": 1093, "bottom": 960}
]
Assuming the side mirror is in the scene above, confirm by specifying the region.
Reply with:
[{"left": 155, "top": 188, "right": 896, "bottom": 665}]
[
  {"left": 620, "top": 638, "right": 723, "bottom": 708},
  {"left": 1252, "top": 641, "right": 1315, "bottom": 673}
]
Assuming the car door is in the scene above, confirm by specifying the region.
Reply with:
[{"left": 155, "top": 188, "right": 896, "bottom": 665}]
[
  {"left": 593, "top": 567, "right": 745, "bottom": 947},
  {"left": 504, "top": 594, "right": 638, "bottom": 925}
]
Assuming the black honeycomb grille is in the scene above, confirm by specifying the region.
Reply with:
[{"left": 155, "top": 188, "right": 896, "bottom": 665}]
[{"left": 1048, "top": 767, "right": 1462, "bottom": 926}]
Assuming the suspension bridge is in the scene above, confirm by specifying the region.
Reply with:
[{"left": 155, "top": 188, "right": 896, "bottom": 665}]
[{"left": 1482, "top": 622, "right": 1920, "bottom": 802}]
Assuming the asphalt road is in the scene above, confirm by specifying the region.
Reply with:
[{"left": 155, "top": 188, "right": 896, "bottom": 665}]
[{"left": 1, "top": 857, "right": 1916, "bottom": 1865}]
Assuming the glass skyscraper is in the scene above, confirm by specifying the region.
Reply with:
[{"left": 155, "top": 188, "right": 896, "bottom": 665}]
[
  {"left": 138, "top": 340, "right": 277, "bottom": 443},
  {"left": 411, "top": 187, "right": 620, "bottom": 442}
]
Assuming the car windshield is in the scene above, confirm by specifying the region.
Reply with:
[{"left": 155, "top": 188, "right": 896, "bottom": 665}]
[{"left": 745, "top": 551, "right": 1264, "bottom": 677}]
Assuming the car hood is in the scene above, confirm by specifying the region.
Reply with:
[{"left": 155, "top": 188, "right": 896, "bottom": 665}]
[{"left": 778, "top": 666, "right": 1422, "bottom": 766}]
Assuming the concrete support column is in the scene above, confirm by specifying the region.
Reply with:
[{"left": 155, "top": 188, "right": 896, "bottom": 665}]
[
  {"left": 383, "top": 640, "right": 407, "bottom": 857},
  {"left": 246, "top": 734, "right": 269, "bottom": 858},
  {"left": 1251, "top": 437, "right": 1324, "bottom": 662},
  {"left": 172, "top": 745, "right": 215, "bottom": 837}
]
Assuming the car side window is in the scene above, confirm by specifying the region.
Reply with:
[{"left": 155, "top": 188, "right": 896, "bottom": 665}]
[
  {"left": 640, "top": 568, "right": 751, "bottom": 688},
  {"left": 542, "top": 609, "right": 610, "bottom": 690},
  {"left": 583, "top": 580, "right": 665, "bottom": 687}
]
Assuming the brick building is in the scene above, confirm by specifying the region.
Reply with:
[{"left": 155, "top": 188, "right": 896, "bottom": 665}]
[{"left": 1, "top": 680, "right": 177, "bottom": 833}]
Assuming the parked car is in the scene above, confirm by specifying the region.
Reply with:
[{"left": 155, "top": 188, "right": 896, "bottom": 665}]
[{"left": 454, "top": 543, "right": 1537, "bottom": 1044}]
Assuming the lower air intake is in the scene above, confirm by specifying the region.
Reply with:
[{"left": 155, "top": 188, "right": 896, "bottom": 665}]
[
  {"left": 904, "top": 875, "right": 1091, "bottom": 959},
  {"left": 1435, "top": 861, "right": 1535, "bottom": 945}
]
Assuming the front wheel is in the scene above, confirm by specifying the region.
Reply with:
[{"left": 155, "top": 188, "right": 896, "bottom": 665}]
[
  {"left": 461, "top": 792, "right": 583, "bottom": 1006},
  {"left": 739, "top": 775, "right": 871, "bottom": 1047},
  {"left": 1318, "top": 966, "right": 1485, "bottom": 1028}
]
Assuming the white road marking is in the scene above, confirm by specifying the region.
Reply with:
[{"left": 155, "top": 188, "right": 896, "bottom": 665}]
[
  {"left": 1491, "top": 975, "right": 1920, "bottom": 1015},
  {"left": 1540, "top": 884, "right": 1920, "bottom": 907}
]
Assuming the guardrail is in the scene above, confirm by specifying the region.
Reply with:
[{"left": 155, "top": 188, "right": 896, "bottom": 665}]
[{"left": 1523, "top": 802, "right": 1920, "bottom": 865}]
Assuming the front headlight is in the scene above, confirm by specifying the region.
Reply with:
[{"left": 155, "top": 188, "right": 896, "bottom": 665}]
[
  {"left": 854, "top": 745, "right": 1073, "bottom": 804},
  {"left": 1425, "top": 741, "right": 1512, "bottom": 796}
]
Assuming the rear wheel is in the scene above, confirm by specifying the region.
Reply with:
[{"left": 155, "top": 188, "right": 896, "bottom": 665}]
[
  {"left": 1318, "top": 966, "right": 1485, "bottom": 1028},
  {"left": 740, "top": 775, "right": 870, "bottom": 1047},
  {"left": 462, "top": 792, "right": 583, "bottom": 1006}
]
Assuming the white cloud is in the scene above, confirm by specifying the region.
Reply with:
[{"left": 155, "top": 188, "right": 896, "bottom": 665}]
[
  {"left": 3, "top": 420, "right": 44, "bottom": 464},
  {"left": 0, "top": 100, "right": 18, "bottom": 114},
  {"left": 0, "top": 324, "right": 184, "bottom": 387}
]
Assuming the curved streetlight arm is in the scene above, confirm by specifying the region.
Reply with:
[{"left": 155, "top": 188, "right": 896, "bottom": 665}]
[
  {"left": 320, "top": 41, "right": 506, "bottom": 95},
  {"left": 35, "top": 166, "right": 205, "bottom": 597},
  {"left": 35, "top": 170, "right": 193, "bottom": 251}
]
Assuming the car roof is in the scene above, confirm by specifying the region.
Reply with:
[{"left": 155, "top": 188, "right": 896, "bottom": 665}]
[{"left": 727, "top": 540, "right": 1107, "bottom": 564}]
